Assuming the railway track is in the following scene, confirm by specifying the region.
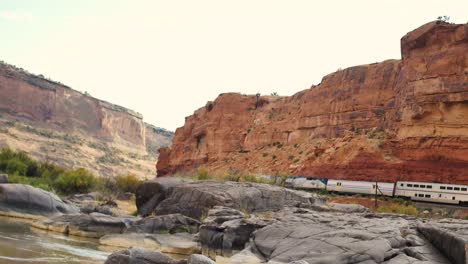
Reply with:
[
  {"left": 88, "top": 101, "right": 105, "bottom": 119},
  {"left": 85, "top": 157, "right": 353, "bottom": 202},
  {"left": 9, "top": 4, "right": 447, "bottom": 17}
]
[{"left": 414, "top": 201, "right": 468, "bottom": 211}]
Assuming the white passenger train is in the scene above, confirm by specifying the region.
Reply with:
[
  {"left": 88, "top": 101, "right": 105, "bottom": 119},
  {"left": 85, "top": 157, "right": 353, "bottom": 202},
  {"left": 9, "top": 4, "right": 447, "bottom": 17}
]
[{"left": 285, "top": 177, "right": 468, "bottom": 206}]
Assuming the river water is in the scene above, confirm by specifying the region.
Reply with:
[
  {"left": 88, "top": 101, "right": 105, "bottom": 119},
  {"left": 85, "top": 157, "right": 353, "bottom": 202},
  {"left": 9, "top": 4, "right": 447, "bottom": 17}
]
[{"left": 0, "top": 216, "right": 110, "bottom": 264}]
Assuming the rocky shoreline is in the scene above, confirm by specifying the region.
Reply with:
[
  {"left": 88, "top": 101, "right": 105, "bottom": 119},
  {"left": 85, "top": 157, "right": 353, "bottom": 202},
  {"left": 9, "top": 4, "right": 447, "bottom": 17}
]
[{"left": 0, "top": 180, "right": 467, "bottom": 263}]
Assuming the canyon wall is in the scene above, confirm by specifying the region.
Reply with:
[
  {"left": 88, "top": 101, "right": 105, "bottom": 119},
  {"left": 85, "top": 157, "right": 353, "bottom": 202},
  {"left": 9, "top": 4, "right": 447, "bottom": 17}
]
[
  {"left": 157, "top": 21, "right": 468, "bottom": 184},
  {"left": 0, "top": 62, "right": 173, "bottom": 178}
]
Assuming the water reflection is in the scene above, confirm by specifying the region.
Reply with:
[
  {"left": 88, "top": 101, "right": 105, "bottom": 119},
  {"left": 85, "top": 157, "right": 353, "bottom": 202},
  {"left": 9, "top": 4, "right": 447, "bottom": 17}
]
[{"left": 0, "top": 216, "right": 109, "bottom": 264}]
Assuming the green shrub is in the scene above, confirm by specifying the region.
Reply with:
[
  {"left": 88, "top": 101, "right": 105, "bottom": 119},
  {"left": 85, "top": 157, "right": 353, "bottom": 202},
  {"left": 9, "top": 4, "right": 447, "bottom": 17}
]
[
  {"left": 224, "top": 174, "right": 241, "bottom": 182},
  {"left": 115, "top": 174, "right": 141, "bottom": 193},
  {"left": 53, "top": 168, "right": 96, "bottom": 194},
  {"left": 5, "top": 158, "right": 27, "bottom": 175},
  {"left": 197, "top": 167, "right": 210, "bottom": 180},
  {"left": 376, "top": 203, "right": 418, "bottom": 216}
]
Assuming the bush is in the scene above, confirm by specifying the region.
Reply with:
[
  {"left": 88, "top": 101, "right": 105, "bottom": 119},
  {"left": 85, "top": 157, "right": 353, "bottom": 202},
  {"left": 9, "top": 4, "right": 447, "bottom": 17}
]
[
  {"left": 224, "top": 174, "right": 241, "bottom": 182},
  {"left": 376, "top": 203, "right": 418, "bottom": 216},
  {"left": 53, "top": 168, "right": 96, "bottom": 194},
  {"left": 115, "top": 174, "right": 141, "bottom": 193},
  {"left": 5, "top": 158, "right": 27, "bottom": 175},
  {"left": 197, "top": 167, "right": 210, "bottom": 180}
]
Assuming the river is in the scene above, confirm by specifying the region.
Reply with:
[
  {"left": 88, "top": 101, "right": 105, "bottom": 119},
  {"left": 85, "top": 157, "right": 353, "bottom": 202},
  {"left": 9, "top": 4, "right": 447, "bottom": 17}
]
[{"left": 0, "top": 216, "right": 110, "bottom": 264}]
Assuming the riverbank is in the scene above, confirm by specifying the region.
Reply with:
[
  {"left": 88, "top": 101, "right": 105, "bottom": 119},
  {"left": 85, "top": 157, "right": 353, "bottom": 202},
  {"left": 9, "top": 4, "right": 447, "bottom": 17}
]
[
  {"left": 0, "top": 216, "right": 110, "bottom": 264},
  {"left": 1, "top": 179, "right": 467, "bottom": 264}
]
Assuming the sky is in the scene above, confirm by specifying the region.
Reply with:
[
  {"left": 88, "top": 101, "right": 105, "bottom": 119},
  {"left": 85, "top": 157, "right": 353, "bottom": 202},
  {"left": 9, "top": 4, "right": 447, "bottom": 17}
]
[{"left": 0, "top": 0, "right": 466, "bottom": 131}]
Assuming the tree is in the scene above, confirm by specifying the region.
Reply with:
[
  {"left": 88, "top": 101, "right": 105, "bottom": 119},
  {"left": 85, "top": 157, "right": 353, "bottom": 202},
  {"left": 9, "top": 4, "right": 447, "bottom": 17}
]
[
  {"left": 437, "top": 15, "right": 450, "bottom": 23},
  {"left": 271, "top": 92, "right": 279, "bottom": 96}
]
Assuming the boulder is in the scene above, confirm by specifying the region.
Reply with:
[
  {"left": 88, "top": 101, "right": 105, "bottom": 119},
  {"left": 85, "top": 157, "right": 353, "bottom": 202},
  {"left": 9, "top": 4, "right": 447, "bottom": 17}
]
[
  {"left": 0, "top": 174, "right": 8, "bottom": 183},
  {"left": 100, "top": 233, "right": 200, "bottom": 255},
  {"left": 199, "top": 207, "right": 269, "bottom": 258},
  {"left": 0, "top": 184, "right": 78, "bottom": 218},
  {"left": 137, "top": 178, "right": 319, "bottom": 220},
  {"left": 31, "top": 212, "right": 128, "bottom": 238},
  {"left": 136, "top": 178, "right": 192, "bottom": 216},
  {"left": 104, "top": 247, "right": 187, "bottom": 264},
  {"left": 126, "top": 214, "right": 201, "bottom": 234}
]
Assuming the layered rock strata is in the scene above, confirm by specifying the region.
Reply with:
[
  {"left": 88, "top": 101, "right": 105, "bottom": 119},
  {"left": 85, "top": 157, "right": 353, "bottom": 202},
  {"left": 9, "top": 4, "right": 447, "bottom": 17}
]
[
  {"left": 0, "top": 62, "right": 173, "bottom": 177},
  {"left": 157, "top": 21, "right": 468, "bottom": 184}
]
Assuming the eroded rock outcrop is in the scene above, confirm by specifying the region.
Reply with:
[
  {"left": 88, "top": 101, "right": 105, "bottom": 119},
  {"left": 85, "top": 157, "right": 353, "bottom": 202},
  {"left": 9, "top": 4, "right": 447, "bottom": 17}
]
[
  {"left": 136, "top": 178, "right": 322, "bottom": 219},
  {"left": 224, "top": 208, "right": 456, "bottom": 264},
  {"left": 157, "top": 21, "right": 468, "bottom": 184}
]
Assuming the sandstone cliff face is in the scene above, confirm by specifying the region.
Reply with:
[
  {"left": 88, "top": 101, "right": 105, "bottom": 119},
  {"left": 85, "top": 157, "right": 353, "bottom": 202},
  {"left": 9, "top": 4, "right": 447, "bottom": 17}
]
[
  {"left": 158, "top": 21, "right": 468, "bottom": 184},
  {"left": 0, "top": 63, "right": 173, "bottom": 177}
]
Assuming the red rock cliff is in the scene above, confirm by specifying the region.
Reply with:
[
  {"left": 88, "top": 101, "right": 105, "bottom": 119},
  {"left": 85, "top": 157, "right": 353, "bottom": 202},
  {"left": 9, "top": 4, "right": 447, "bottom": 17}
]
[
  {"left": 157, "top": 21, "right": 468, "bottom": 184},
  {"left": 0, "top": 63, "right": 173, "bottom": 177}
]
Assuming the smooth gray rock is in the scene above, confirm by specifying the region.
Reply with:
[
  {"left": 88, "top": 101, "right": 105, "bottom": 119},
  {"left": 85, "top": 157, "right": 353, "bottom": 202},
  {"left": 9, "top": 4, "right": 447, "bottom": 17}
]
[
  {"left": 202, "top": 206, "right": 245, "bottom": 224},
  {"left": 187, "top": 254, "right": 215, "bottom": 264},
  {"left": 32, "top": 212, "right": 128, "bottom": 238},
  {"left": 104, "top": 247, "right": 187, "bottom": 264},
  {"left": 136, "top": 178, "right": 319, "bottom": 220},
  {"left": 248, "top": 208, "right": 452, "bottom": 264},
  {"left": 81, "top": 203, "right": 114, "bottom": 215},
  {"left": 126, "top": 214, "right": 201, "bottom": 234},
  {"left": 0, "top": 184, "right": 78, "bottom": 217},
  {"left": 136, "top": 178, "right": 192, "bottom": 217},
  {"left": 199, "top": 207, "right": 269, "bottom": 257},
  {"left": 417, "top": 223, "right": 468, "bottom": 264},
  {"left": 0, "top": 174, "right": 8, "bottom": 183},
  {"left": 66, "top": 192, "right": 104, "bottom": 203},
  {"left": 328, "top": 202, "right": 369, "bottom": 213},
  {"left": 100, "top": 233, "right": 200, "bottom": 255}
]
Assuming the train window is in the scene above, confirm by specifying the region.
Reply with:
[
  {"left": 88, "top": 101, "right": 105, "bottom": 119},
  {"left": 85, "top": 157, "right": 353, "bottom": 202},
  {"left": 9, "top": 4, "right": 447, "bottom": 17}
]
[
  {"left": 414, "top": 194, "right": 418, "bottom": 197},
  {"left": 452, "top": 197, "right": 456, "bottom": 200},
  {"left": 425, "top": 194, "right": 430, "bottom": 198},
  {"left": 400, "top": 183, "right": 404, "bottom": 187},
  {"left": 440, "top": 186, "right": 446, "bottom": 190},
  {"left": 447, "top": 187, "right": 453, "bottom": 190},
  {"left": 462, "top": 188, "right": 467, "bottom": 191},
  {"left": 421, "top": 185, "right": 426, "bottom": 188},
  {"left": 439, "top": 194, "right": 442, "bottom": 198},
  {"left": 427, "top": 185, "right": 432, "bottom": 189},
  {"left": 414, "top": 184, "right": 419, "bottom": 188},
  {"left": 454, "top": 187, "right": 460, "bottom": 191},
  {"left": 418, "top": 194, "right": 424, "bottom": 197},
  {"left": 408, "top": 184, "right": 413, "bottom": 187}
]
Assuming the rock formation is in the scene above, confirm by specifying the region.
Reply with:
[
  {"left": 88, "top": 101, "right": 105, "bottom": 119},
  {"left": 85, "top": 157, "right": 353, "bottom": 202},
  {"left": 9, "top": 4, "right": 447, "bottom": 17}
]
[
  {"left": 0, "top": 62, "right": 173, "bottom": 177},
  {"left": 0, "top": 184, "right": 78, "bottom": 218},
  {"left": 157, "top": 21, "right": 468, "bottom": 184},
  {"left": 136, "top": 178, "right": 322, "bottom": 219}
]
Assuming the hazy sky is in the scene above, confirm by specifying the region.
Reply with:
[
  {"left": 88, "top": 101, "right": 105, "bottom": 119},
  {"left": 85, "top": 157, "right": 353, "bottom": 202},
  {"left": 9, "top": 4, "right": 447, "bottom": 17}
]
[{"left": 1, "top": 0, "right": 466, "bottom": 130}]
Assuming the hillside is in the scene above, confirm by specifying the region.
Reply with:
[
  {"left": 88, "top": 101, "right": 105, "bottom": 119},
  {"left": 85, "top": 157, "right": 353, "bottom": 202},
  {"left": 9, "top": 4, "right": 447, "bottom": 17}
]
[
  {"left": 0, "top": 62, "right": 173, "bottom": 178},
  {"left": 157, "top": 21, "right": 468, "bottom": 184}
]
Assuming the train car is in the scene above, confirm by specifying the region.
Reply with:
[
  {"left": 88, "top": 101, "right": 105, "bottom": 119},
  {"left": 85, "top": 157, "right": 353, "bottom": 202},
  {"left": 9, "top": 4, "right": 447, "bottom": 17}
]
[
  {"left": 395, "top": 181, "right": 468, "bottom": 205},
  {"left": 286, "top": 177, "right": 327, "bottom": 190},
  {"left": 327, "top": 180, "right": 394, "bottom": 197}
]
